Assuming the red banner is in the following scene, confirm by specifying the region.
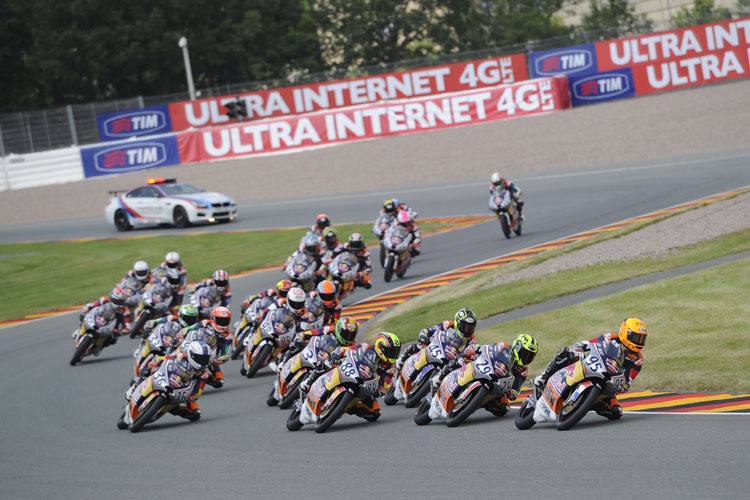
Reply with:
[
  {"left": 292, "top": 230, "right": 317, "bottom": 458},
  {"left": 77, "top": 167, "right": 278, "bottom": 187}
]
[
  {"left": 595, "top": 18, "right": 750, "bottom": 94},
  {"left": 177, "top": 76, "right": 569, "bottom": 163},
  {"left": 169, "top": 54, "right": 529, "bottom": 131}
]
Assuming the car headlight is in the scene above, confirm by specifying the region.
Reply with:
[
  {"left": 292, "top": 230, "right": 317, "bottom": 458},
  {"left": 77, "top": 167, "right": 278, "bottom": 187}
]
[{"left": 189, "top": 200, "right": 208, "bottom": 209}]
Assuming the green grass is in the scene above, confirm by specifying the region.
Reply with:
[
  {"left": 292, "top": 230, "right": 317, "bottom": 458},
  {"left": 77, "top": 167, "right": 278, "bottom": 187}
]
[{"left": 0, "top": 220, "right": 452, "bottom": 322}]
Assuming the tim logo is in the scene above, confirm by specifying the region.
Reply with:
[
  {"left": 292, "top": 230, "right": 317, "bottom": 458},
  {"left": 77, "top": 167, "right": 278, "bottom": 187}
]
[
  {"left": 103, "top": 111, "right": 168, "bottom": 138},
  {"left": 573, "top": 73, "right": 631, "bottom": 101},
  {"left": 93, "top": 143, "right": 168, "bottom": 172},
  {"left": 535, "top": 49, "right": 594, "bottom": 76}
]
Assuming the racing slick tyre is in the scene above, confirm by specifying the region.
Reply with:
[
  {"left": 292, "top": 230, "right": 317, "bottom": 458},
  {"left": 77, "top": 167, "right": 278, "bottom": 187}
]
[
  {"left": 396, "top": 260, "right": 409, "bottom": 279},
  {"left": 116, "top": 410, "right": 128, "bottom": 430},
  {"left": 404, "top": 373, "right": 433, "bottom": 408},
  {"left": 114, "top": 210, "right": 132, "bottom": 232},
  {"left": 379, "top": 242, "right": 386, "bottom": 268},
  {"left": 499, "top": 214, "right": 511, "bottom": 239},
  {"left": 446, "top": 386, "right": 488, "bottom": 428},
  {"left": 230, "top": 328, "right": 250, "bottom": 360},
  {"left": 129, "top": 311, "right": 151, "bottom": 339},
  {"left": 130, "top": 395, "right": 167, "bottom": 433},
  {"left": 314, "top": 390, "right": 354, "bottom": 433},
  {"left": 245, "top": 344, "right": 273, "bottom": 379},
  {"left": 266, "top": 387, "right": 279, "bottom": 407},
  {"left": 279, "top": 380, "right": 303, "bottom": 410},
  {"left": 173, "top": 206, "right": 190, "bottom": 228},
  {"left": 70, "top": 335, "right": 93, "bottom": 366},
  {"left": 514, "top": 218, "right": 522, "bottom": 236},
  {"left": 383, "top": 385, "right": 398, "bottom": 406},
  {"left": 555, "top": 385, "right": 601, "bottom": 431},
  {"left": 414, "top": 397, "right": 432, "bottom": 426},
  {"left": 286, "top": 405, "right": 304, "bottom": 431},
  {"left": 384, "top": 254, "right": 395, "bottom": 283},
  {"left": 514, "top": 398, "right": 537, "bottom": 430}
]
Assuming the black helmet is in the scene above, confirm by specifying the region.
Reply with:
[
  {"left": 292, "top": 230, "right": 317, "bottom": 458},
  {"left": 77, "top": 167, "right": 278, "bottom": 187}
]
[
  {"left": 304, "top": 235, "right": 319, "bottom": 254},
  {"left": 323, "top": 227, "right": 338, "bottom": 248},
  {"left": 348, "top": 233, "right": 365, "bottom": 252},
  {"left": 315, "top": 214, "right": 331, "bottom": 230},
  {"left": 166, "top": 268, "right": 181, "bottom": 287},
  {"left": 454, "top": 308, "right": 477, "bottom": 339},
  {"left": 383, "top": 199, "right": 396, "bottom": 214},
  {"left": 110, "top": 287, "right": 127, "bottom": 307}
]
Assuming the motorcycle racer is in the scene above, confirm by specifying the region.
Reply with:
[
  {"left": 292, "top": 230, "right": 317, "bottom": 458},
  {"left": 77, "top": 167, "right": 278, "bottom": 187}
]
[
  {"left": 490, "top": 172, "right": 523, "bottom": 218},
  {"left": 532, "top": 317, "right": 648, "bottom": 420},
  {"left": 331, "top": 233, "right": 372, "bottom": 289},
  {"left": 77, "top": 287, "right": 132, "bottom": 350},
  {"left": 173, "top": 307, "right": 232, "bottom": 389},
  {"left": 142, "top": 304, "right": 199, "bottom": 338},
  {"left": 277, "top": 316, "right": 359, "bottom": 374},
  {"left": 396, "top": 210, "right": 422, "bottom": 256},
  {"left": 193, "top": 269, "right": 232, "bottom": 308},
  {"left": 240, "top": 279, "right": 292, "bottom": 315},
  {"left": 151, "top": 251, "right": 187, "bottom": 306},
  {"left": 121, "top": 260, "right": 153, "bottom": 285}
]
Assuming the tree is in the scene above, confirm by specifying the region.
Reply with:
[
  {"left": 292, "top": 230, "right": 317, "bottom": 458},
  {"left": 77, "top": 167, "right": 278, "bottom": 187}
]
[
  {"left": 734, "top": 0, "right": 750, "bottom": 17},
  {"left": 580, "top": 0, "right": 653, "bottom": 38},
  {"left": 672, "top": 0, "right": 732, "bottom": 28}
]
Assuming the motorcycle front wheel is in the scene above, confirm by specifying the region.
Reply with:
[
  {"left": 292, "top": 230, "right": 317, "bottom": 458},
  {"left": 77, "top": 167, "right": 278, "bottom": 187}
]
[
  {"left": 130, "top": 394, "right": 166, "bottom": 433},
  {"left": 383, "top": 384, "right": 398, "bottom": 406},
  {"left": 413, "top": 397, "right": 432, "bottom": 426},
  {"left": 279, "top": 378, "right": 303, "bottom": 410},
  {"left": 286, "top": 405, "right": 303, "bottom": 431},
  {"left": 514, "top": 398, "right": 537, "bottom": 430},
  {"left": 514, "top": 217, "right": 523, "bottom": 236},
  {"left": 246, "top": 343, "right": 273, "bottom": 379},
  {"left": 405, "top": 371, "right": 434, "bottom": 408},
  {"left": 384, "top": 254, "right": 395, "bottom": 282},
  {"left": 315, "top": 390, "right": 354, "bottom": 434},
  {"left": 555, "top": 385, "right": 601, "bottom": 431},
  {"left": 70, "top": 335, "right": 93, "bottom": 366},
  {"left": 230, "top": 328, "right": 249, "bottom": 360},
  {"left": 446, "top": 385, "right": 488, "bottom": 428},
  {"left": 379, "top": 241, "right": 386, "bottom": 268},
  {"left": 130, "top": 310, "right": 151, "bottom": 339}
]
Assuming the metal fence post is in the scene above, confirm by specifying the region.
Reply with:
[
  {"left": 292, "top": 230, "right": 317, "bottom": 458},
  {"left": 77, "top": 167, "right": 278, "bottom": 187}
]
[
  {"left": 138, "top": 95, "right": 145, "bottom": 108},
  {"left": 0, "top": 123, "right": 10, "bottom": 190},
  {"left": 67, "top": 105, "right": 78, "bottom": 145}
]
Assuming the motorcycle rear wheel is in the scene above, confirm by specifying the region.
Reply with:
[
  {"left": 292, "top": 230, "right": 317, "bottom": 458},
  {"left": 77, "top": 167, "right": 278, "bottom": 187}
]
[
  {"left": 383, "top": 384, "right": 398, "bottom": 406},
  {"left": 384, "top": 254, "right": 395, "bottom": 282},
  {"left": 396, "top": 259, "right": 409, "bottom": 279},
  {"left": 514, "top": 217, "right": 523, "bottom": 236},
  {"left": 70, "top": 335, "right": 93, "bottom": 366},
  {"left": 286, "top": 405, "right": 303, "bottom": 431},
  {"left": 246, "top": 344, "right": 273, "bottom": 379},
  {"left": 555, "top": 385, "right": 601, "bottom": 431},
  {"left": 499, "top": 214, "right": 511, "bottom": 239},
  {"left": 230, "top": 328, "right": 249, "bottom": 360},
  {"left": 130, "top": 395, "right": 166, "bottom": 433},
  {"left": 315, "top": 390, "right": 354, "bottom": 433},
  {"left": 413, "top": 397, "right": 432, "bottom": 426},
  {"left": 130, "top": 311, "right": 151, "bottom": 339},
  {"left": 379, "top": 242, "right": 386, "bottom": 268},
  {"left": 514, "top": 398, "right": 537, "bottom": 430},
  {"left": 405, "top": 371, "right": 433, "bottom": 408},
  {"left": 446, "top": 385, "right": 488, "bottom": 427}
]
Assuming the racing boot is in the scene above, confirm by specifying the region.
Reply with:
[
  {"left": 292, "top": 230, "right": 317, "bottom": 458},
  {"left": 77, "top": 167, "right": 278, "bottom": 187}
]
[
  {"left": 348, "top": 398, "right": 381, "bottom": 422},
  {"left": 169, "top": 400, "right": 201, "bottom": 421},
  {"left": 483, "top": 397, "right": 510, "bottom": 417},
  {"left": 594, "top": 397, "right": 623, "bottom": 421},
  {"left": 516, "top": 200, "right": 525, "bottom": 220},
  {"left": 206, "top": 365, "right": 225, "bottom": 388}
]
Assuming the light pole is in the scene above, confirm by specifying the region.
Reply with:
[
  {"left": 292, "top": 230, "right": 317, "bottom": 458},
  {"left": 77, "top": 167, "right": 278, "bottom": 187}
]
[{"left": 178, "top": 36, "right": 196, "bottom": 101}]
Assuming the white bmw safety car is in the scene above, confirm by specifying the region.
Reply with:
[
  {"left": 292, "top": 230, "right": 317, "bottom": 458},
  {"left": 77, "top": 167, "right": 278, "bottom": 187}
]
[{"left": 105, "top": 178, "right": 238, "bottom": 231}]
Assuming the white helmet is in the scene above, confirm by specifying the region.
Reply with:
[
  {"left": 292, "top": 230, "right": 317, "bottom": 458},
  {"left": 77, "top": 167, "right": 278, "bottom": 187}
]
[
  {"left": 166, "top": 268, "right": 181, "bottom": 288},
  {"left": 186, "top": 340, "right": 211, "bottom": 370},
  {"left": 287, "top": 287, "right": 307, "bottom": 315},
  {"left": 490, "top": 172, "right": 501, "bottom": 185},
  {"left": 133, "top": 260, "right": 150, "bottom": 281},
  {"left": 165, "top": 251, "right": 181, "bottom": 268}
]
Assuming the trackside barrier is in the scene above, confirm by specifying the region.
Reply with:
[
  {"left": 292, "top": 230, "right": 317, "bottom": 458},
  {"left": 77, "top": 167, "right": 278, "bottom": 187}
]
[{"left": 0, "top": 147, "right": 83, "bottom": 191}]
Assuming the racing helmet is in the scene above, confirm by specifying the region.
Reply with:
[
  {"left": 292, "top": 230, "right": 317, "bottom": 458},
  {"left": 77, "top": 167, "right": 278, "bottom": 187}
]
[
  {"left": 618, "top": 317, "right": 648, "bottom": 353},
  {"left": 166, "top": 268, "right": 181, "bottom": 288},
  {"left": 178, "top": 304, "right": 199, "bottom": 328},
  {"left": 397, "top": 210, "right": 411, "bottom": 226},
  {"left": 165, "top": 251, "right": 181, "bottom": 268},
  {"left": 491, "top": 172, "right": 503, "bottom": 187},
  {"left": 374, "top": 332, "right": 401, "bottom": 365},
  {"left": 210, "top": 306, "right": 232, "bottom": 336},
  {"left": 323, "top": 227, "right": 338, "bottom": 248},
  {"left": 316, "top": 280, "right": 337, "bottom": 307},
  {"left": 454, "top": 308, "right": 478, "bottom": 339},
  {"left": 212, "top": 270, "right": 229, "bottom": 291},
  {"left": 383, "top": 199, "right": 396, "bottom": 214},
  {"left": 348, "top": 233, "right": 365, "bottom": 252},
  {"left": 186, "top": 340, "right": 212, "bottom": 370},
  {"left": 286, "top": 287, "right": 307, "bottom": 315},
  {"left": 511, "top": 334, "right": 539, "bottom": 367},
  {"left": 110, "top": 287, "right": 127, "bottom": 307},
  {"left": 315, "top": 214, "right": 331, "bottom": 231},
  {"left": 303, "top": 235, "right": 319, "bottom": 254},
  {"left": 276, "top": 279, "right": 293, "bottom": 298},
  {"left": 133, "top": 260, "right": 150, "bottom": 282},
  {"left": 334, "top": 317, "right": 359, "bottom": 346}
]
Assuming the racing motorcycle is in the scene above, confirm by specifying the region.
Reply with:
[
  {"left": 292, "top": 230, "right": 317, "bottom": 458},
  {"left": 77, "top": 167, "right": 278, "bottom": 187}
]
[
  {"left": 230, "top": 296, "right": 275, "bottom": 360},
  {"left": 189, "top": 284, "right": 223, "bottom": 320},
  {"left": 489, "top": 186, "right": 522, "bottom": 239},
  {"left": 241, "top": 308, "right": 297, "bottom": 379},
  {"left": 372, "top": 212, "right": 395, "bottom": 267},
  {"left": 129, "top": 283, "right": 173, "bottom": 338},
  {"left": 284, "top": 252, "right": 320, "bottom": 292},
  {"left": 382, "top": 223, "right": 414, "bottom": 282},
  {"left": 269, "top": 335, "right": 339, "bottom": 409},
  {"left": 327, "top": 251, "right": 360, "bottom": 301},
  {"left": 515, "top": 339, "right": 624, "bottom": 431},
  {"left": 132, "top": 321, "right": 181, "bottom": 381},
  {"left": 414, "top": 343, "right": 517, "bottom": 427},
  {"left": 286, "top": 347, "right": 381, "bottom": 433},
  {"left": 385, "top": 328, "right": 463, "bottom": 408},
  {"left": 70, "top": 313, "right": 124, "bottom": 366},
  {"left": 118, "top": 276, "right": 145, "bottom": 310},
  {"left": 117, "top": 358, "right": 196, "bottom": 433}
]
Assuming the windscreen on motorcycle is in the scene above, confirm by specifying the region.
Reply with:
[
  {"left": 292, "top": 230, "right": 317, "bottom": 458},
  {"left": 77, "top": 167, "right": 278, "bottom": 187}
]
[
  {"left": 331, "top": 252, "right": 358, "bottom": 276},
  {"left": 267, "top": 308, "right": 296, "bottom": 334}
]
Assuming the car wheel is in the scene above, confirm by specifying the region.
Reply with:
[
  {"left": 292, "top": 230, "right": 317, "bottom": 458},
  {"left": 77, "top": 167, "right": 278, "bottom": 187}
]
[
  {"left": 114, "top": 210, "right": 132, "bottom": 232},
  {"left": 173, "top": 206, "right": 190, "bottom": 228}
]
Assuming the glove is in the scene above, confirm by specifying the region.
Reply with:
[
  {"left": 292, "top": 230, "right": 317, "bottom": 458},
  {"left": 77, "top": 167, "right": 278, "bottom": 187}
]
[
  {"left": 509, "top": 389, "right": 519, "bottom": 401},
  {"left": 362, "top": 280, "right": 372, "bottom": 290},
  {"left": 621, "top": 382, "right": 631, "bottom": 393},
  {"left": 430, "top": 373, "right": 441, "bottom": 390},
  {"left": 147, "top": 360, "right": 159, "bottom": 372},
  {"left": 464, "top": 345, "right": 479, "bottom": 360},
  {"left": 329, "top": 352, "right": 341, "bottom": 366},
  {"left": 294, "top": 337, "right": 307, "bottom": 350},
  {"left": 418, "top": 331, "right": 431, "bottom": 346}
]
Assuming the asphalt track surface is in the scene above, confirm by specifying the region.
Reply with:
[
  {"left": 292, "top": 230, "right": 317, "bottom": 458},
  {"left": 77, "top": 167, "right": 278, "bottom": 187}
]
[{"left": 2, "top": 149, "right": 750, "bottom": 499}]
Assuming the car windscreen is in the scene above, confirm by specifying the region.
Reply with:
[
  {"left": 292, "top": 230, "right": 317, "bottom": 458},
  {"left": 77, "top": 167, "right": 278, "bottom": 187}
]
[{"left": 159, "top": 183, "right": 204, "bottom": 195}]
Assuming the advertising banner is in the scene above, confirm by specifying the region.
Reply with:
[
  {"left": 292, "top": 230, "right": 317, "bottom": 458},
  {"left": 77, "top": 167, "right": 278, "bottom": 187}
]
[
  {"left": 168, "top": 54, "right": 529, "bottom": 131},
  {"left": 81, "top": 135, "right": 181, "bottom": 178},
  {"left": 177, "top": 76, "right": 569, "bottom": 163},
  {"left": 529, "top": 43, "right": 598, "bottom": 78},
  {"left": 96, "top": 105, "right": 173, "bottom": 141},
  {"left": 568, "top": 68, "right": 636, "bottom": 106}
]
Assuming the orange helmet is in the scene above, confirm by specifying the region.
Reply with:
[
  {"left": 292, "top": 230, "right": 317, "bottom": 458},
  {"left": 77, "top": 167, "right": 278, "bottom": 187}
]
[
  {"left": 618, "top": 318, "right": 648, "bottom": 352},
  {"left": 211, "top": 306, "right": 232, "bottom": 337},
  {"left": 316, "top": 280, "right": 337, "bottom": 307}
]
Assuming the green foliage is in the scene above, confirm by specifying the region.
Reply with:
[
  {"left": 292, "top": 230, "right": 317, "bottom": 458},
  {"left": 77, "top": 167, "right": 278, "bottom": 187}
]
[
  {"left": 672, "top": 0, "right": 733, "bottom": 28},
  {"left": 580, "top": 0, "right": 653, "bottom": 37},
  {"left": 734, "top": 0, "right": 750, "bottom": 16}
]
